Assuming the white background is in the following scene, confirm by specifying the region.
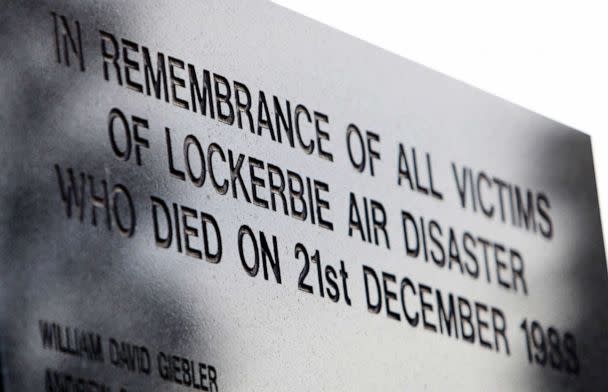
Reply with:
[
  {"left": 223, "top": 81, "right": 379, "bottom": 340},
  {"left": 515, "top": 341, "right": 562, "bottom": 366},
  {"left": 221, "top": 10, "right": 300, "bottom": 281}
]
[{"left": 275, "top": 0, "right": 608, "bottom": 256}]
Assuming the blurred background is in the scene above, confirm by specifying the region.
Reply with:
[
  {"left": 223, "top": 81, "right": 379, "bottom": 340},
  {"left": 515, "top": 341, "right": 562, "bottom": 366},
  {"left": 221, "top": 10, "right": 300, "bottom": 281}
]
[
  {"left": 1, "top": 1, "right": 605, "bottom": 389},
  {"left": 275, "top": 0, "right": 608, "bottom": 262}
]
